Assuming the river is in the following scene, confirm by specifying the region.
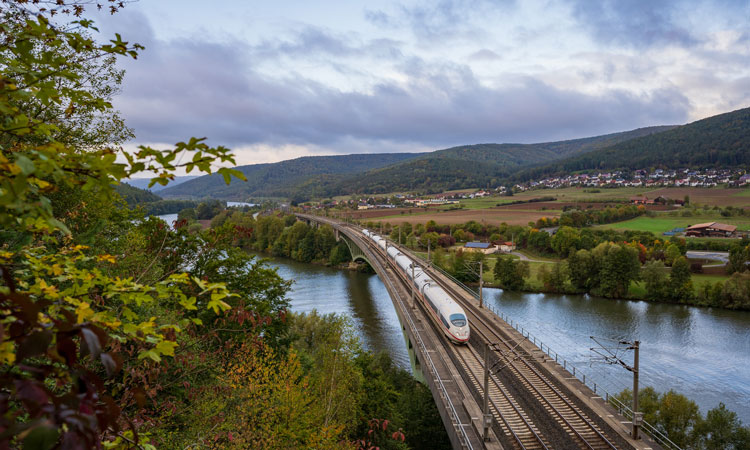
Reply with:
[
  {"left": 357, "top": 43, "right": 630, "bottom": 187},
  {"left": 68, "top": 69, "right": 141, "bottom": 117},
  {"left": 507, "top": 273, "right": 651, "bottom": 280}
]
[
  {"left": 157, "top": 202, "right": 254, "bottom": 229},
  {"left": 262, "top": 255, "right": 750, "bottom": 423}
]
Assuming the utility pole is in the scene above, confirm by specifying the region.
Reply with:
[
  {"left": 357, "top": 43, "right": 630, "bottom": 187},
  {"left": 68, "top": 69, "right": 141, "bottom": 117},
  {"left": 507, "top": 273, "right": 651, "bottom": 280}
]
[
  {"left": 482, "top": 342, "right": 491, "bottom": 441},
  {"left": 633, "top": 340, "right": 641, "bottom": 440},
  {"left": 589, "top": 337, "right": 642, "bottom": 440},
  {"left": 479, "top": 259, "right": 484, "bottom": 308}
]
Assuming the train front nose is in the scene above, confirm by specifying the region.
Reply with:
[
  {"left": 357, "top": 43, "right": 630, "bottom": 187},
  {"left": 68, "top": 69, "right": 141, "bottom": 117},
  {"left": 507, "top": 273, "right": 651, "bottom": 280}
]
[{"left": 455, "top": 327, "right": 469, "bottom": 341}]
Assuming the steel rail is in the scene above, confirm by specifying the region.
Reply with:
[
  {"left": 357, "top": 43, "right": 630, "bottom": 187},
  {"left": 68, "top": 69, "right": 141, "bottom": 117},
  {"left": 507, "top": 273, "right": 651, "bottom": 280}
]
[
  {"left": 454, "top": 344, "right": 551, "bottom": 450},
  {"left": 331, "top": 223, "right": 475, "bottom": 450},
  {"left": 417, "top": 259, "right": 620, "bottom": 450}
]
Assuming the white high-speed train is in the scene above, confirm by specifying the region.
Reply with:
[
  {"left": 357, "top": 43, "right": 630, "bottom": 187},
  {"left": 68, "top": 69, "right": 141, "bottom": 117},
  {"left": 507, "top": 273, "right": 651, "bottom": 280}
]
[{"left": 362, "top": 229, "right": 469, "bottom": 344}]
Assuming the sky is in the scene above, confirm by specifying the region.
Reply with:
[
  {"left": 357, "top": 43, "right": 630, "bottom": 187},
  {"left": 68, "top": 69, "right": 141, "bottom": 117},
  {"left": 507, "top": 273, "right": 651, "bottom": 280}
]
[{"left": 92, "top": 0, "right": 750, "bottom": 166}]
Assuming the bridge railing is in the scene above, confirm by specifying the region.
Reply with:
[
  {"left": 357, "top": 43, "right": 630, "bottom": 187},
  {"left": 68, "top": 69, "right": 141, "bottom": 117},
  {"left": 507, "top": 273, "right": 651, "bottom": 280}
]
[
  {"left": 338, "top": 227, "right": 475, "bottom": 449},
  {"left": 407, "top": 249, "right": 682, "bottom": 450},
  {"left": 305, "top": 216, "right": 681, "bottom": 450}
]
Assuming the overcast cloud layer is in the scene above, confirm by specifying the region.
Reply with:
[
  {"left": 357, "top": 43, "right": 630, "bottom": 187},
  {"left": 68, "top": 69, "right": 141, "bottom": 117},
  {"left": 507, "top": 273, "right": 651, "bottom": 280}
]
[{"left": 95, "top": 0, "right": 750, "bottom": 165}]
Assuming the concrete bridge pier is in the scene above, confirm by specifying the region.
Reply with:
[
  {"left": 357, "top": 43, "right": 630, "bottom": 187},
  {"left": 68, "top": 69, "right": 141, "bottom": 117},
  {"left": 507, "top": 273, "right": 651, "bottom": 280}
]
[{"left": 402, "top": 323, "right": 426, "bottom": 384}]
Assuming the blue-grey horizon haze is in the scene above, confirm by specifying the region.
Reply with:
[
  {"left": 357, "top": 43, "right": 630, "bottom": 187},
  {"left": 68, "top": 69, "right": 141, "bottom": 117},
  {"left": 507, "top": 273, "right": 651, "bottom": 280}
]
[{"left": 93, "top": 0, "right": 750, "bottom": 166}]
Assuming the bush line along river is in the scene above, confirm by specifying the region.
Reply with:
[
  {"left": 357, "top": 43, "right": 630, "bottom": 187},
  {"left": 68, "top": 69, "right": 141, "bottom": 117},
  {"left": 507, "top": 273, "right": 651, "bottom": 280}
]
[
  {"left": 267, "top": 253, "right": 750, "bottom": 423},
  {"left": 157, "top": 213, "right": 750, "bottom": 423}
]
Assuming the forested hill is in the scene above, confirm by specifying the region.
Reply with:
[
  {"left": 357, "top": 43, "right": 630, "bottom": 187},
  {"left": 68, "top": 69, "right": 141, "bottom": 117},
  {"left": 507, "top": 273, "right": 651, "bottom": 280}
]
[
  {"left": 514, "top": 106, "right": 750, "bottom": 181},
  {"left": 161, "top": 125, "right": 675, "bottom": 200},
  {"left": 158, "top": 152, "right": 423, "bottom": 200},
  {"left": 422, "top": 126, "right": 676, "bottom": 165},
  {"left": 322, "top": 125, "right": 677, "bottom": 195},
  {"left": 114, "top": 182, "right": 161, "bottom": 206}
]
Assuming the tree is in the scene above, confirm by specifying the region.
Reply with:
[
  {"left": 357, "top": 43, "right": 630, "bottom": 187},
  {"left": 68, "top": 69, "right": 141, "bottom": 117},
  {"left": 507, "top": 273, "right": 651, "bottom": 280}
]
[
  {"left": 693, "top": 403, "right": 750, "bottom": 450},
  {"left": 437, "top": 233, "right": 455, "bottom": 248},
  {"left": 668, "top": 256, "right": 693, "bottom": 302},
  {"left": 419, "top": 231, "right": 439, "bottom": 250},
  {"left": 727, "top": 240, "right": 750, "bottom": 274},
  {"left": 330, "top": 241, "right": 352, "bottom": 265},
  {"left": 656, "top": 390, "right": 701, "bottom": 448},
  {"left": 642, "top": 260, "right": 667, "bottom": 300},
  {"left": 595, "top": 243, "right": 641, "bottom": 298},
  {"left": 550, "top": 226, "right": 580, "bottom": 256},
  {"left": 0, "top": 2, "right": 247, "bottom": 447},
  {"left": 400, "top": 222, "right": 413, "bottom": 236},
  {"left": 721, "top": 272, "right": 750, "bottom": 309},
  {"left": 665, "top": 244, "right": 682, "bottom": 266},
  {"left": 541, "top": 262, "right": 568, "bottom": 293},
  {"left": 493, "top": 256, "right": 529, "bottom": 290},
  {"left": 567, "top": 249, "right": 597, "bottom": 291}
]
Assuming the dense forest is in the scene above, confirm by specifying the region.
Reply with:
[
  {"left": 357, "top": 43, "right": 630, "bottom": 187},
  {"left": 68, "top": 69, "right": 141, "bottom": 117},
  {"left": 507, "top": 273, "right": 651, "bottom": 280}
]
[
  {"left": 113, "top": 183, "right": 201, "bottom": 215},
  {"left": 157, "top": 107, "right": 750, "bottom": 202},
  {"left": 363, "top": 216, "right": 750, "bottom": 310},
  {"left": 515, "top": 107, "right": 750, "bottom": 181},
  {"left": 114, "top": 182, "right": 162, "bottom": 206},
  {"left": 0, "top": 3, "right": 449, "bottom": 448},
  {"left": 161, "top": 127, "right": 676, "bottom": 200},
  {"left": 159, "top": 152, "right": 422, "bottom": 200}
]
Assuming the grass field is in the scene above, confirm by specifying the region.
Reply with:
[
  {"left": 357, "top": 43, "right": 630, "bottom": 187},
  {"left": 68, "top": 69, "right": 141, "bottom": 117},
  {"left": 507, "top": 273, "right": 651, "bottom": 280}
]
[
  {"left": 448, "top": 197, "right": 515, "bottom": 210},
  {"left": 348, "top": 186, "right": 750, "bottom": 233},
  {"left": 604, "top": 214, "right": 750, "bottom": 234}
]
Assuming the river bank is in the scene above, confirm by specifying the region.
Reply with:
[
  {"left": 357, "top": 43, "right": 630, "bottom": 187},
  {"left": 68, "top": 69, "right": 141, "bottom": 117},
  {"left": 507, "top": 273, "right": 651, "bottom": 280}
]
[{"left": 260, "top": 252, "right": 750, "bottom": 424}]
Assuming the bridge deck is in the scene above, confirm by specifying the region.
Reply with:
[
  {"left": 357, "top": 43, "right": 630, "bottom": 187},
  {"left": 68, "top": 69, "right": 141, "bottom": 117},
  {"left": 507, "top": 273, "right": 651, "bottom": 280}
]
[{"left": 297, "top": 214, "right": 662, "bottom": 450}]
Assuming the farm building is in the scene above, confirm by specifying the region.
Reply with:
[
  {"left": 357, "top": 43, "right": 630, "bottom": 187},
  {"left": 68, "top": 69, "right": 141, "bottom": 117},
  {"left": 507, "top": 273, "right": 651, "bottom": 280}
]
[
  {"left": 630, "top": 195, "right": 684, "bottom": 205},
  {"left": 463, "top": 242, "right": 496, "bottom": 254},
  {"left": 685, "top": 222, "right": 737, "bottom": 237},
  {"left": 498, "top": 241, "right": 517, "bottom": 253}
]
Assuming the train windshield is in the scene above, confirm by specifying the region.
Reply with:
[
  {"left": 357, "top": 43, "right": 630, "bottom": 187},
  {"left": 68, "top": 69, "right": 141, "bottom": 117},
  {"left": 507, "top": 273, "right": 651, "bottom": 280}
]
[{"left": 449, "top": 314, "right": 467, "bottom": 327}]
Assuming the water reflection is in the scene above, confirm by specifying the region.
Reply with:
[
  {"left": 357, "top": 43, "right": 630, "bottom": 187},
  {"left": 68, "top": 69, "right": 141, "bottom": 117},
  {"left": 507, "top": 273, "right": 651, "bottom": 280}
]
[
  {"left": 217, "top": 249, "right": 750, "bottom": 422},
  {"left": 267, "top": 256, "right": 410, "bottom": 369},
  {"left": 484, "top": 288, "right": 750, "bottom": 422}
]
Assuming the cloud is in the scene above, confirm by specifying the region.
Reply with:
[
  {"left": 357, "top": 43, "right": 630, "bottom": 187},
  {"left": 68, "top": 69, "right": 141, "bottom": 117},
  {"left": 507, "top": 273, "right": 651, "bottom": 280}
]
[
  {"left": 469, "top": 48, "right": 502, "bottom": 61},
  {"left": 114, "top": 21, "right": 691, "bottom": 152},
  {"left": 100, "top": 3, "right": 749, "bottom": 165},
  {"left": 247, "top": 26, "right": 404, "bottom": 62},
  {"left": 567, "top": 0, "right": 748, "bottom": 49},
  {"left": 364, "top": 0, "right": 516, "bottom": 43}
]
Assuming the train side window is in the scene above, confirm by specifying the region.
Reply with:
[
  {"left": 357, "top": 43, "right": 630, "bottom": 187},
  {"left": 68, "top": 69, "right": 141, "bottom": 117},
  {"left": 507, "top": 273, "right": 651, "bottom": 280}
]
[
  {"left": 440, "top": 315, "right": 450, "bottom": 329},
  {"left": 449, "top": 314, "right": 466, "bottom": 327}
]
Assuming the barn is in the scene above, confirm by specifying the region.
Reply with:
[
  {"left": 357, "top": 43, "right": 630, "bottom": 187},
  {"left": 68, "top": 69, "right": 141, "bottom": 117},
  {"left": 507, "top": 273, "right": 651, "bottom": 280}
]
[
  {"left": 463, "top": 242, "right": 496, "bottom": 254},
  {"left": 685, "top": 222, "right": 737, "bottom": 237}
]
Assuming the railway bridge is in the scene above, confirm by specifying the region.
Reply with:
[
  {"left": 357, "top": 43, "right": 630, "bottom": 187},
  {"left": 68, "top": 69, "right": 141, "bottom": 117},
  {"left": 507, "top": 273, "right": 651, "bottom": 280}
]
[{"left": 297, "top": 213, "right": 665, "bottom": 450}]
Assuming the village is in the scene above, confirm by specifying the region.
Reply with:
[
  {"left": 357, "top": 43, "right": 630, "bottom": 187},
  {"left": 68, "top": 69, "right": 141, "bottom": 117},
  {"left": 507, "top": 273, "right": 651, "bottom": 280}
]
[{"left": 521, "top": 167, "right": 750, "bottom": 191}]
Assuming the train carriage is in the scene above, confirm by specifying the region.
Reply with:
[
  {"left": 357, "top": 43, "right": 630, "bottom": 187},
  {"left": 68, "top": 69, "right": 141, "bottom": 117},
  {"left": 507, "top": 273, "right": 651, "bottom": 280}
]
[{"left": 362, "top": 229, "right": 469, "bottom": 344}]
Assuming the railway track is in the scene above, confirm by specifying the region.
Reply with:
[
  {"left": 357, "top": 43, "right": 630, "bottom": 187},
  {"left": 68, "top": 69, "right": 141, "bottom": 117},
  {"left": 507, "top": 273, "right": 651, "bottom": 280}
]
[
  {"left": 354, "top": 229, "right": 553, "bottom": 450},
  {"left": 454, "top": 344, "right": 551, "bottom": 450},
  {"left": 317, "top": 219, "right": 629, "bottom": 449},
  {"left": 414, "top": 258, "right": 622, "bottom": 450}
]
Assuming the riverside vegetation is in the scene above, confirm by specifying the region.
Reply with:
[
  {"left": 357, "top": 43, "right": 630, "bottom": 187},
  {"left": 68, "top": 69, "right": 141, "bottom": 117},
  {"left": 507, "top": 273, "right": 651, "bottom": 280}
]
[
  {"left": 197, "top": 207, "right": 750, "bottom": 449},
  {"left": 353, "top": 213, "right": 750, "bottom": 310},
  {"left": 0, "top": 3, "right": 447, "bottom": 449}
]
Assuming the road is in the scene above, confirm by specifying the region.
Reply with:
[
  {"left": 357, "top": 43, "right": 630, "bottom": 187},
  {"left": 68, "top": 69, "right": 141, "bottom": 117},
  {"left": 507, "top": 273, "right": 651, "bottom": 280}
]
[{"left": 686, "top": 251, "right": 729, "bottom": 265}]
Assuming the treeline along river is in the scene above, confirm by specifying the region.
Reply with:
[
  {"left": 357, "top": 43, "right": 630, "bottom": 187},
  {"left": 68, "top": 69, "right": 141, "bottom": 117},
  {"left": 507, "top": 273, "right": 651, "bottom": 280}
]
[{"left": 261, "top": 253, "right": 750, "bottom": 423}]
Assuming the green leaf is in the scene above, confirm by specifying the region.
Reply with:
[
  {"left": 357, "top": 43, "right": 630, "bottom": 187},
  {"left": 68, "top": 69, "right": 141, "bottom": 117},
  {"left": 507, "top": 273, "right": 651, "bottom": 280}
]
[
  {"left": 23, "top": 424, "right": 59, "bottom": 450},
  {"left": 155, "top": 340, "right": 177, "bottom": 357},
  {"left": 15, "top": 155, "right": 36, "bottom": 175}
]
